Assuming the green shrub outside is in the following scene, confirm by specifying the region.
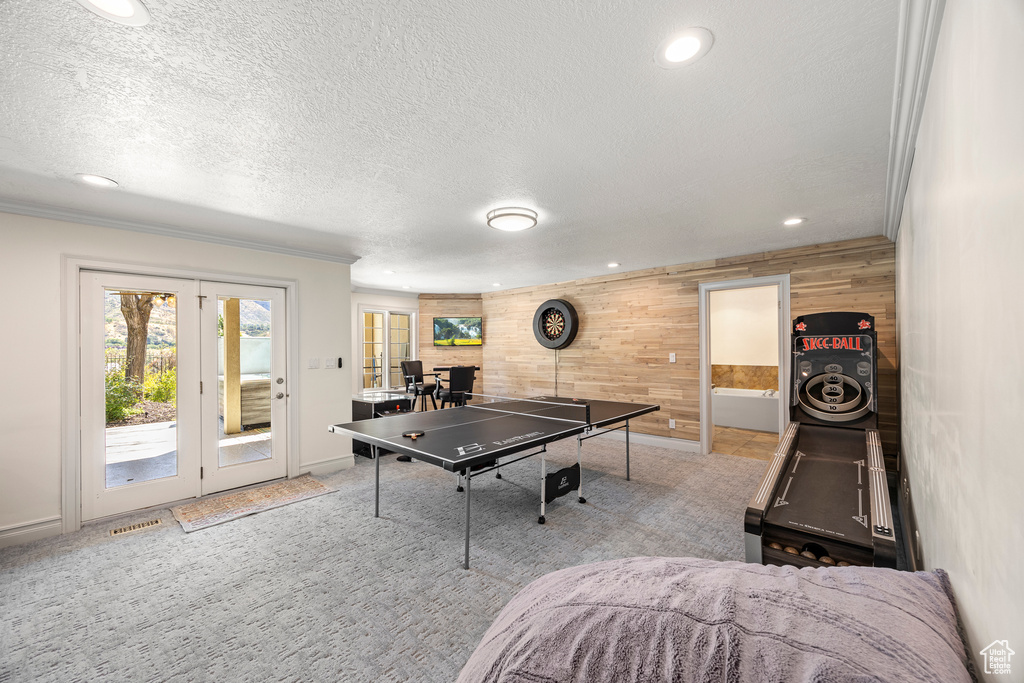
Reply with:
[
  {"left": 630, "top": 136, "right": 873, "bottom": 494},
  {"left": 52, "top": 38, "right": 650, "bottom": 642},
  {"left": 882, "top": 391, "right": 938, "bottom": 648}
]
[
  {"left": 105, "top": 368, "right": 142, "bottom": 422},
  {"left": 144, "top": 369, "right": 177, "bottom": 405}
]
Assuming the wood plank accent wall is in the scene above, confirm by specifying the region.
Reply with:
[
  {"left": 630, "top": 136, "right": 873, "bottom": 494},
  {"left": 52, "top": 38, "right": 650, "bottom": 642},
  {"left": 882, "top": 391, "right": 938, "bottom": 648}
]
[
  {"left": 420, "top": 236, "right": 898, "bottom": 452},
  {"left": 417, "top": 294, "right": 484, "bottom": 394}
]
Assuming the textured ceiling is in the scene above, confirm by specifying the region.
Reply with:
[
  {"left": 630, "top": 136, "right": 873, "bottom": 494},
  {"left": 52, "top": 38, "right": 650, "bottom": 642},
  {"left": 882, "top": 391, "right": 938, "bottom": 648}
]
[{"left": 0, "top": 0, "right": 899, "bottom": 293}]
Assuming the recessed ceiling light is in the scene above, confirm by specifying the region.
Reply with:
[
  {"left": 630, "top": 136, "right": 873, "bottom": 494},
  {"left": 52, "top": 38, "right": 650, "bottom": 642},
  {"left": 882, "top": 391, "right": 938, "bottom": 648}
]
[
  {"left": 783, "top": 217, "right": 805, "bottom": 226},
  {"left": 486, "top": 207, "right": 538, "bottom": 232},
  {"left": 608, "top": 262, "right": 620, "bottom": 268},
  {"left": 383, "top": 270, "right": 395, "bottom": 275},
  {"left": 75, "top": 173, "right": 119, "bottom": 188},
  {"left": 74, "top": 0, "right": 151, "bottom": 25},
  {"left": 401, "top": 285, "right": 411, "bottom": 289},
  {"left": 656, "top": 27, "right": 714, "bottom": 68},
  {"left": 492, "top": 283, "right": 501, "bottom": 287}
]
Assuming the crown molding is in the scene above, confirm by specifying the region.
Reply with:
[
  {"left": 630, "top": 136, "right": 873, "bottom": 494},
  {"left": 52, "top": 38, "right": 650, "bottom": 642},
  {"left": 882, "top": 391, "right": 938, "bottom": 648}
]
[
  {"left": 883, "top": 0, "right": 946, "bottom": 242},
  {"left": 0, "top": 198, "right": 359, "bottom": 265},
  {"left": 350, "top": 285, "right": 420, "bottom": 298}
]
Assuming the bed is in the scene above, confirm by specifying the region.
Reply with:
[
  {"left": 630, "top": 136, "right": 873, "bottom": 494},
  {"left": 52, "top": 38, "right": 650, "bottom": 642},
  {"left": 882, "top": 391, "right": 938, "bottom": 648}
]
[{"left": 458, "top": 557, "right": 974, "bottom": 682}]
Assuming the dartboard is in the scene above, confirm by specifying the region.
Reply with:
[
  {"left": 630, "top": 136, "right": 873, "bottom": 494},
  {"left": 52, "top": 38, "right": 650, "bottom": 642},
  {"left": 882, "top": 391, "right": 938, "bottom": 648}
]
[
  {"left": 542, "top": 309, "right": 565, "bottom": 340},
  {"left": 533, "top": 299, "right": 579, "bottom": 349}
]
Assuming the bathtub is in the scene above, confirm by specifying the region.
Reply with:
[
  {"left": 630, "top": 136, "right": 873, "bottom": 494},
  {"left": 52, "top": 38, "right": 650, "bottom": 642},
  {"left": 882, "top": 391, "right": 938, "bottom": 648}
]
[{"left": 712, "top": 387, "right": 779, "bottom": 433}]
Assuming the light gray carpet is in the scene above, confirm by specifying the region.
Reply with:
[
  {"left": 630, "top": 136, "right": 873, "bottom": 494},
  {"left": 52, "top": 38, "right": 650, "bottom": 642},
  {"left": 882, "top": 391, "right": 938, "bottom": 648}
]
[{"left": 0, "top": 438, "right": 765, "bottom": 682}]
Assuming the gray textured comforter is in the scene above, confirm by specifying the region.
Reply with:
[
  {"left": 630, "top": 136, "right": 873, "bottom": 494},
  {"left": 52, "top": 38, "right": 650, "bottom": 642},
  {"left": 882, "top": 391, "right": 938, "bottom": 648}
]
[{"left": 458, "top": 557, "right": 972, "bottom": 682}]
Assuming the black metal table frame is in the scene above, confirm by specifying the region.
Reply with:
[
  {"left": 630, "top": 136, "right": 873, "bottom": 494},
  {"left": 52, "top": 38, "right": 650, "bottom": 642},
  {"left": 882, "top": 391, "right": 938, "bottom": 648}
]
[{"left": 369, "top": 416, "right": 640, "bottom": 569}]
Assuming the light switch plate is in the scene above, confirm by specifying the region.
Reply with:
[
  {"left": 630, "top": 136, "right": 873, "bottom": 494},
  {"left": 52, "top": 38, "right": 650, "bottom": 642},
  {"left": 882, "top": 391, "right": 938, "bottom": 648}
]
[
  {"left": 669, "top": 419, "right": 676, "bottom": 429},
  {"left": 308, "top": 357, "right": 320, "bottom": 369},
  {"left": 324, "top": 357, "right": 337, "bottom": 369},
  {"left": 669, "top": 353, "right": 676, "bottom": 363}
]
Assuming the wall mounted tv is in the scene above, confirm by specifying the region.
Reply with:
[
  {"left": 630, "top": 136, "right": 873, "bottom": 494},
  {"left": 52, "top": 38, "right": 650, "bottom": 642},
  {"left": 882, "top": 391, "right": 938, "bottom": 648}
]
[{"left": 433, "top": 317, "right": 483, "bottom": 346}]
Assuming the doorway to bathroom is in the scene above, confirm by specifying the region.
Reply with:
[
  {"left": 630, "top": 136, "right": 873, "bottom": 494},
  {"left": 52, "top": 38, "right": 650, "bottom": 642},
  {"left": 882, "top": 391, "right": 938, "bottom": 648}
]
[{"left": 698, "top": 275, "right": 790, "bottom": 457}]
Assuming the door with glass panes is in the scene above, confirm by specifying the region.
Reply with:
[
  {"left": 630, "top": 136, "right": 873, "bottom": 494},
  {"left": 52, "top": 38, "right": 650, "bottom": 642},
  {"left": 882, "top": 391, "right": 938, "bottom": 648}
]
[
  {"left": 80, "top": 272, "right": 288, "bottom": 520},
  {"left": 361, "top": 309, "right": 413, "bottom": 391}
]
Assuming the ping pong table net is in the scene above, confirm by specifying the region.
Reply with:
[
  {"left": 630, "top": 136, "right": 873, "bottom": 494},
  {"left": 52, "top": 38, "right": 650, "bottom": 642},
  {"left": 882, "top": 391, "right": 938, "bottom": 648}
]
[{"left": 466, "top": 394, "right": 592, "bottom": 427}]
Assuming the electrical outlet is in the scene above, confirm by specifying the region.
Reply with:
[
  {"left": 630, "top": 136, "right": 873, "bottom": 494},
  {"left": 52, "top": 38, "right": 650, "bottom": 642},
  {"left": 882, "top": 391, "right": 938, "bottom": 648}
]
[
  {"left": 669, "top": 353, "right": 676, "bottom": 363},
  {"left": 308, "top": 357, "right": 320, "bottom": 369},
  {"left": 669, "top": 419, "right": 676, "bottom": 429},
  {"left": 325, "top": 357, "right": 337, "bottom": 369}
]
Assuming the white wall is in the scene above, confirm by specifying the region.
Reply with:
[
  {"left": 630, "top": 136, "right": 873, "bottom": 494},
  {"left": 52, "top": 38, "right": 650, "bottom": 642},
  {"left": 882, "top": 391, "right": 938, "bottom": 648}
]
[
  {"left": 709, "top": 286, "right": 778, "bottom": 366},
  {"left": 0, "top": 212, "right": 353, "bottom": 543},
  {"left": 897, "top": 0, "right": 1023, "bottom": 672}
]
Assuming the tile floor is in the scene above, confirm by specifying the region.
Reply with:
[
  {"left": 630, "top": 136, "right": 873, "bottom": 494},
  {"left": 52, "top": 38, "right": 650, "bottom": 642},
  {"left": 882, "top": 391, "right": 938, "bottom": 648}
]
[{"left": 711, "top": 425, "right": 778, "bottom": 460}]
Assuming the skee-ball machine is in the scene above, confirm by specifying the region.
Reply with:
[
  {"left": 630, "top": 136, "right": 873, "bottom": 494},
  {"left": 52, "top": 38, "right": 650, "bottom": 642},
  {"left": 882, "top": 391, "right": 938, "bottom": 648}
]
[{"left": 745, "top": 312, "right": 897, "bottom": 568}]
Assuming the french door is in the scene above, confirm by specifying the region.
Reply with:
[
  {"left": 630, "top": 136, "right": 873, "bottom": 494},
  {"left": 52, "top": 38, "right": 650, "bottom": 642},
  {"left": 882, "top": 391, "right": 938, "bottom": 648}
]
[
  {"left": 80, "top": 272, "right": 288, "bottom": 520},
  {"left": 199, "top": 281, "right": 287, "bottom": 494},
  {"left": 360, "top": 307, "right": 414, "bottom": 390}
]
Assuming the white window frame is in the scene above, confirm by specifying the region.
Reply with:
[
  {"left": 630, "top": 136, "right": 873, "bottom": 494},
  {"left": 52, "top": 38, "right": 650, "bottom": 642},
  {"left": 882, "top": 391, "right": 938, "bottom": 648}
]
[{"left": 355, "top": 304, "right": 418, "bottom": 393}]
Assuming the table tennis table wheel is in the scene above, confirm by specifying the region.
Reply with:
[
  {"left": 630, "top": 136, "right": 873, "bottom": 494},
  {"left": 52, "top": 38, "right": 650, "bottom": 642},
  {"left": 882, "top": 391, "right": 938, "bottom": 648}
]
[
  {"left": 495, "top": 472, "right": 502, "bottom": 479},
  {"left": 538, "top": 515, "right": 545, "bottom": 525},
  {"left": 578, "top": 496, "right": 587, "bottom": 504},
  {"left": 456, "top": 484, "right": 464, "bottom": 493}
]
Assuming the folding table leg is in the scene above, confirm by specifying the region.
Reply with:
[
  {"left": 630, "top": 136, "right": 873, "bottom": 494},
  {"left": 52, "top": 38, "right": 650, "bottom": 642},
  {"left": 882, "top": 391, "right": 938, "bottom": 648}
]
[
  {"left": 373, "top": 445, "right": 380, "bottom": 518},
  {"left": 626, "top": 421, "right": 631, "bottom": 481},
  {"left": 463, "top": 472, "right": 472, "bottom": 569},
  {"left": 577, "top": 435, "right": 586, "bottom": 504},
  {"left": 539, "top": 454, "right": 547, "bottom": 524}
]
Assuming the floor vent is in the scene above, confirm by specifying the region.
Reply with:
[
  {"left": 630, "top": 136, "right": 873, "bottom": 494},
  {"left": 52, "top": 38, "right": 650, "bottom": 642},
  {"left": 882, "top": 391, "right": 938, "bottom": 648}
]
[{"left": 110, "top": 519, "right": 162, "bottom": 536}]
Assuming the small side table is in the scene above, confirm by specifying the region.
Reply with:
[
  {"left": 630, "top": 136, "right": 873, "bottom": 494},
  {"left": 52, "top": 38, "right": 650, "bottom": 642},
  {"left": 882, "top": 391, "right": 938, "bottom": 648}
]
[{"left": 351, "top": 391, "right": 412, "bottom": 458}]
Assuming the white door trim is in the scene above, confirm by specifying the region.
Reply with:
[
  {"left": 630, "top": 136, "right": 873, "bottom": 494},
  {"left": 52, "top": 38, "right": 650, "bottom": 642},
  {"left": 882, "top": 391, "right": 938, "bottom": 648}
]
[
  {"left": 62, "top": 255, "right": 300, "bottom": 533},
  {"left": 697, "top": 274, "right": 791, "bottom": 456}
]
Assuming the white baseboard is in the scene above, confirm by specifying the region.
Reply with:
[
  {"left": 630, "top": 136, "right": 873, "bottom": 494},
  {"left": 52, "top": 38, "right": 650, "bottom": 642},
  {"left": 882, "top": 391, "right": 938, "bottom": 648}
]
[
  {"left": 301, "top": 454, "right": 355, "bottom": 476},
  {"left": 595, "top": 430, "right": 700, "bottom": 453},
  {"left": 0, "top": 516, "right": 63, "bottom": 548}
]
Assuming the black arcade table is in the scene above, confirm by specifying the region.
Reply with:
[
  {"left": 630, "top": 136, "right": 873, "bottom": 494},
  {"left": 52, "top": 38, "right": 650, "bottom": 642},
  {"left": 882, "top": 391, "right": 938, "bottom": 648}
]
[{"left": 329, "top": 395, "right": 659, "bottom": 568}]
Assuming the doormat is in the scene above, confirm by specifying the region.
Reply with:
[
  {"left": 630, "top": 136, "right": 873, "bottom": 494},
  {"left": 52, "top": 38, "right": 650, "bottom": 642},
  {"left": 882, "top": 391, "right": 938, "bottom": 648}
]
[{"left": 171, "top": 475, "right": 335, "bottom": 532}]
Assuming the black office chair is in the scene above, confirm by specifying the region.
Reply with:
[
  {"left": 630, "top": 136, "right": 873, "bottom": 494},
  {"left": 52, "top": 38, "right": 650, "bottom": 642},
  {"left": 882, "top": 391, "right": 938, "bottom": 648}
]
[
  {"left": 437, "top": 365, "right": 475, "bottom": 409},
  {"left": 400, "top": 360, "right": 438, "bottom": 411}
]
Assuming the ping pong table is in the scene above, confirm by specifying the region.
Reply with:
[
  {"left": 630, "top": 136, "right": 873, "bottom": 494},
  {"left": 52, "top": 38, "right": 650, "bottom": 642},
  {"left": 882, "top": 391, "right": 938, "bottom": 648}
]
[{"left": 328, "top": 395, "right": 660, "bottom": 568}]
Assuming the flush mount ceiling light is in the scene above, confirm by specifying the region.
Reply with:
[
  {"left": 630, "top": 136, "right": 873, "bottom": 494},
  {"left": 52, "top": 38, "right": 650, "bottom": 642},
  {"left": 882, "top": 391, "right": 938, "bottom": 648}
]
[
  {"left": 74, "top": 0, "right": 151, "bottom": 26},
  {"left": 486, "top": 207, "right": 538, "bottom": 232},
  {"left": 656, "top": 27, "right": 714, "bottom": 68},
  {"left": 783, "top": 217, "right": 806, "bottom": 226},
  {"left": 75, "top": 173, "right": 119, "bottom": 188},
  {"left": 608, "top": 262, "right": 621, "bottom": 268}
]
